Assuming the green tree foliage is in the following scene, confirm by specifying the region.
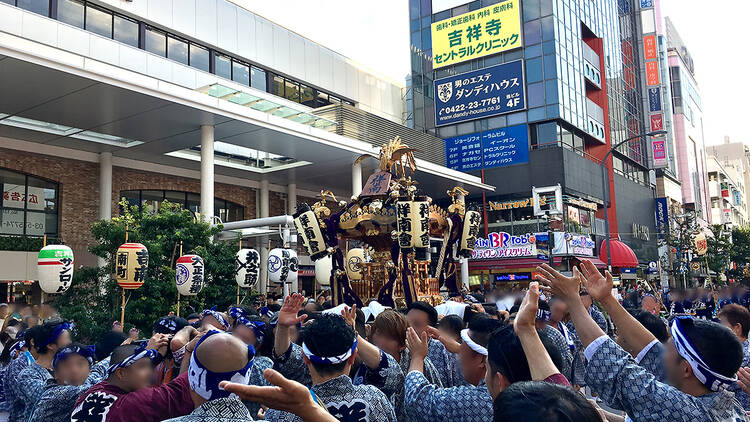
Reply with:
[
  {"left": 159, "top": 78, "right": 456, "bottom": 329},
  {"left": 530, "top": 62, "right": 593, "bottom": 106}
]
[
  {"left": 729, "top": 227, "right": 750, "bottom": 284},
  {"left": 56, "top": 200, "right": 244, "bottom": 341},
  {"left": 706, "top": 224, "right": 731, "bottom": 276}
]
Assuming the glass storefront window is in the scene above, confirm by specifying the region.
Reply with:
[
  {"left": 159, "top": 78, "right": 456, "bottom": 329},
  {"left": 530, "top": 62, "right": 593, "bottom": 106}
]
[
  {"left": 270, "top": 75, "right": 285, "bottom": 98},
  {"left": 189, "top": 44, "right": 210, "bottom": 72},
  {"left": 215, "top": 54, "right": 232, "bottom": 80},
  {"left": 251, "top": 67, "right": 266, "bottom": 91},
  {"left": 300, "top": 85, "right": 315, "bottom": 107},
  {"left": 141, "top": 190, "right": 163, "bottom": 213},
  {"left": 86, "top": 4, "right": 113, "bottom": 38},
  {"left": 121, "top": 190, "right": 244, "bottom": 222},
  {"left": 58, "top": 0, "right": 84, "bottom": 28},
  {"left": 167, "top": 36, "right": 189, "bottom": 65},
  {"left": 186, "top": 193, "right": 200, "bottom": 214},
  {"left": 0, "top": 169, "right": 59, "bottom": 237},
  {"left": 284, "top": 79, "right": 300, "bottom": 102},
  {"left": 144, "top": 27, "right": 167, "bottom": 57},
  {"left": 16, "top": 0, "right": 48, "bottom": 16},
  {"left": 232, "top": 61, "right": 250, "bottom": 86},
  {"left": 114, "top": 15, "right": 139, "bottom": 47}
]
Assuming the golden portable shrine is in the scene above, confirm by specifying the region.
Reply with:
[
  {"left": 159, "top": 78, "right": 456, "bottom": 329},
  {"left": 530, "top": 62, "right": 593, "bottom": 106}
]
[{"left": 293, "top": 137, "right": 481, "bottom": 308}]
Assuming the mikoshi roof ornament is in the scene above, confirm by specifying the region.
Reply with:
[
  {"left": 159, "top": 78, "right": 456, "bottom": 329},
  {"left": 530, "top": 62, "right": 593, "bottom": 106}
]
[{"left": 299, "top": 136, "right": 480, "bottom": 308}]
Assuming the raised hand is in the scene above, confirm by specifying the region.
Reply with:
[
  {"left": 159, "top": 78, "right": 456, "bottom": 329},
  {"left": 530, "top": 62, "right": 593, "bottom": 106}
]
[
  {"left": 341, "top": 304, "right": 357, "bottom": 330},
  {"left": 579, "top": 259, "right": 614, "bottom": 302},
  {"left": 535, "top": 263, "right": 581, "bottom": 304},
  {"left": 405, "top": 327, "right": 429, "bottom": 361},
  {"left": 278, "top": 293, "right": 308, "bottom": 328},
  {"left": 514, "top": 281, "right": 541, "bottom": 333},
  {"left": 738, "top": 367, "right": 750, "bottom": 395}
]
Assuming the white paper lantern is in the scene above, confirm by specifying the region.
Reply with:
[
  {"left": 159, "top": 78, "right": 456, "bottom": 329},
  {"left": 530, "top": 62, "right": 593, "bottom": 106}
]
[
  {"left": 345, "top": 248, "right": 366, "bottom": 281},
  {"left": 268, "top": 248, "right": 298, "bottom": 284},
  {"left": 175, "top": 254, "right": 204, "bottom": 296},
  {"left": 395, "top": 200, "right": 414, "bottom": 249},
  {"left": 235, "top": 248, "right": 260, "bottom": 289},
  {"left": 115, "top": 243, "right": 149, "bottom": 289},
  {"left": 315, "top": 255, "right": 333, "bottom": 287},
  {"left": 37, "top": 245, "right": 74, "bottom": 294},
  {"left": 459, "top": 210, "right": 481, "bottom": 257}
]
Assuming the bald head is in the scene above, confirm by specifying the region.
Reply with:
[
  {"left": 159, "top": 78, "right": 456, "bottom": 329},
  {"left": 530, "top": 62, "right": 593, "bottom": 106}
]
[{"left": 194, "top": 332, "right": 249, "bottom": 373}]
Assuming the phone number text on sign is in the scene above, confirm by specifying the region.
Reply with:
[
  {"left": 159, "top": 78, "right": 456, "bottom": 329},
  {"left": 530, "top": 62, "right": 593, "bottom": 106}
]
[{"left": 434, "top": 60, "right": 526, "bottom": 126}]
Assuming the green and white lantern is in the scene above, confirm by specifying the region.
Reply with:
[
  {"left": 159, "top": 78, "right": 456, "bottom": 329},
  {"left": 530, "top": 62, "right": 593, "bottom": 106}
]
[{"left": 37, "top": 245, "right": 74, "bottom": 294}]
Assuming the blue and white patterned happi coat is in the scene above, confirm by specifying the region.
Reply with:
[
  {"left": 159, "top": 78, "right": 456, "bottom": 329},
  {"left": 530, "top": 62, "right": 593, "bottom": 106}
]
[
  {"left": 164, "top": 397, "right": 255, "bottom": 422},
  {"left": 28, "top": 357, "right": 109, "bottom": 422},
  {"left": 403, "top": 370, "right": 492, "bottom": 422},
  {"left": 16, "top": 362, "right": 52, "bottom": 421},
  {"left": 4, "top": 352, "right": 32, "bottom": 422},
  {"left": 242, "top": 356, "right": 273, "bottom": 419},
  {"left": 425, "top": 339, "right": 465, "bottom": 388},
  {"left": 264, "top": 375, "right": 396, "bottom": 422},
  {"left": 728, "top": 339, "right": 750, "bottom": 411},
  {"left": 539, "top": 325, "right": 573, "bottom": 382},
  {"left": 585, "top": 337, "right": 748, "bottom": 422},
  {"left": 394, "top": 349, "right": 442, "bottom": 422}
]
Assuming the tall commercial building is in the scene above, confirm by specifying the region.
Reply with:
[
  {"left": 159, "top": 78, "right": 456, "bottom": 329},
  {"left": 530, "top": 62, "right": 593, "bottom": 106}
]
[
  {"left": 0, "top": 0, "right": 489, "bottom": 300},
  {"left": 707, "top": 137, "right": 750, "bottom": 226},
  {"left": 407, "top": 0, "right": 659, "bottom": 286},
  {"left": 705, "top": 155, "right": 747, "bottom": 227}
]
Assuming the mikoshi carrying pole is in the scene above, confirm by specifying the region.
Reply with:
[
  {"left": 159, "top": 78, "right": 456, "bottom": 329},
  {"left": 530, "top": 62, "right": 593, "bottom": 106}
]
[{"left": 121, "top": 227, "right": 127, "bottom": 326}]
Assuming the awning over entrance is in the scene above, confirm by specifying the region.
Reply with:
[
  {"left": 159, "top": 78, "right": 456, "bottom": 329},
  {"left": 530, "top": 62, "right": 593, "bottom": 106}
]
[{"left": 599, "top": 239, "right": 639, "bottom": 268}]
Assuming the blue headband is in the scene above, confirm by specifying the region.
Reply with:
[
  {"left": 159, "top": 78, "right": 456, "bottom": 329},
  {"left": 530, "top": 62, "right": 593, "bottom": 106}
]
[
  {"left": 235, "top": 317, "right": 266, "bottom": 345},
  {"left": 9, "top": 340, "right": 25, "bottom": 358},
  {"left": 302, "top": 337, "right": 358, "bottom": 365},
  {"left": 201, "top": 309, "right": 230, "bottom": 331},
  {"left": 188, "top": 330, "right": 255, "bottom": 400},
  {"left": 228, "top": 307, "right": 247, "bottom": 320},
  {"left": 37, "top": 322, "right": 73, "bottom": 349},
  {"left": 155, "top": 317, "right": 179, "bottom": 334},
  {"left": 53, "top": 344, "right": 96, "bottom": 368},
  {"left": 557, "top": 321, "right": 575, "bottom": 351},
  {"left": 671, "top": 316, "right": 737, "bottom": 391},
  {"left": 536, "top": 309, "right": 551, "bottom": 322},
  {"left": 107, "top": 345, "right": 158, "bottom": 376}
]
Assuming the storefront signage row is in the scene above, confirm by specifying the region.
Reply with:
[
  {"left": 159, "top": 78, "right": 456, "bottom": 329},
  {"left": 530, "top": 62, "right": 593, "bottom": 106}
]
[
  {"left": 472, "top": 232, "right": 596, "bottom": 259},
  {"left": 487, "top": 195, "right": 596, "bottom": 212}
]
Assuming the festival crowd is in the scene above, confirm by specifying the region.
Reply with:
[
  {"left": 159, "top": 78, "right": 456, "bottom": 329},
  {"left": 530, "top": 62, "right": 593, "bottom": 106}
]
[{"left": 0, "top": 259, "right": 749, "bottom": 421}]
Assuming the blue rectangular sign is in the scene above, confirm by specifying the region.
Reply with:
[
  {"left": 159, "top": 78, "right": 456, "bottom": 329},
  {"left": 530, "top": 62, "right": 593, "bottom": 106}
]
[
  {"left": 445, "top": 132, "right": 483, "bottom": 172},
  {"left": 434, "top": 60, "right": 526, "bottom": 127},
  {"left": 654, "top": 197, "right": 669, "bottom": 238},
  {"left": 641, "top": 0, "right": 654, "bottom": 8},
  {"left": 648, "top": 87, "right": 661, "bottom": 112},
  {"left": 482, "top": 124, "right": 529, "bottom": 169},
  {"left": 444, "top": 124, "right": 529, "bottom": 172}
]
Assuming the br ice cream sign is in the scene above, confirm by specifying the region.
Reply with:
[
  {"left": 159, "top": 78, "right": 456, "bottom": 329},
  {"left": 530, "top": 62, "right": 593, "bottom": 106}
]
[{"left": 472, "top": 232, "right": 537, "bottom": 259}]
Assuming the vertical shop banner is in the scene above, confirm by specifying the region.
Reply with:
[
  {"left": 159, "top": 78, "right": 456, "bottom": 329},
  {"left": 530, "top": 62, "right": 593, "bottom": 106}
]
[
  {"left": 648, "top": 87, "right": 661, "bottom": 112},
  {"left": 721, "top": 182, "right": 730, "bottom": 198},
  {"left": 641, "top": 0, "right": 654, "bottom": 7},
  {"left": 650, "top": 113, "right": 663, "bottom": 131},
  {"left": 722, "top": 209, "right": 732, "bottom": 223},
  {"left": 444, "top": 124, "right": 529, "bottom": 172},
  {"left": 434, "top": 60, "right": 526, "bottom": 126},
  {"left": 654, "top": 197, "right": 669, "bottom": 238},
  {"left": 652, "top": 137, "right": 667, "bottom": 168},
  {"left": 445, "top": 132, "right": 483, "bottom": 172},
  {"left": 643, "top": 35, "right": 657, "bottom": 60},
  {"left": 482, "top": 124, "right": 529, "bottom": 169},
  {"left": 646, "top": 61, "right": 660, "bottom": 85},
  {"left": 431, "top": 0, "right": 522, "bottom": 69}
]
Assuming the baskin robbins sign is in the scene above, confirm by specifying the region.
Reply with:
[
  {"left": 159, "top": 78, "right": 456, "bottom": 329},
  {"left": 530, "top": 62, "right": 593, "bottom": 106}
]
[{"left": 472, "top": 232, "right": 537, "bottom": 259}]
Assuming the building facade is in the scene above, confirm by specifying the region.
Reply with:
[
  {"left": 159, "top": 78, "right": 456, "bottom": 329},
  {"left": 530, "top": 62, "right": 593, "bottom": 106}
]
[
  {"left": 706, "top": 155, "right": 747, "bottom": 227},
  {"left": 407, "top": 0, "right": 659, "bottom": 286},
  {"left": 0, "top": 0, "right": 490, "bottom": 301}
]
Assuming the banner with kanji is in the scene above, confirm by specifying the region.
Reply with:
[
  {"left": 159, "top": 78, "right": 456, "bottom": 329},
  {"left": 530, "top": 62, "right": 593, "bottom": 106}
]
[{"left": 431, "top": 0, "right": 522, "bottom": 69}]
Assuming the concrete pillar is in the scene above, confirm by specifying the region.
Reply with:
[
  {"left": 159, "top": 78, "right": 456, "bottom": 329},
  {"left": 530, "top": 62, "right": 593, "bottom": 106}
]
[
  {"left": 287, "top": 182, "right": 298, "bottom": 293},
  {"left": 259, "top": 178, "right": 270, "bottom": 294},
  {"left": 98, "top": 152, "right": 112, "bottom": 269},
  {"left": 200, "top": 125, "right": 214, "bottom": 222},
  {"left": 352, "top": 162, "right": 362, "bottom": 198}
]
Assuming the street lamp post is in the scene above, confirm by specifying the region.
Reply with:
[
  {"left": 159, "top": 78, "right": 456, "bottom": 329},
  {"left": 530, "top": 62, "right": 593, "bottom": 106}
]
[{"left": 600, "top": 130, "right": 667, "bottom": 270}]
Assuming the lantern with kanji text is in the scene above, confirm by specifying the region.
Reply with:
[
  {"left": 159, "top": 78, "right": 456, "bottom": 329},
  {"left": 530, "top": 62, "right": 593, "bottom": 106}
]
[
  {"left": 115, "top": 243, "right": 149, "bottom": 289},
  {"left": 175, "top": 254, "right": 204, "bottom": 296},
  {"left": 235, "top": 248, "right": 260, "bottom": 289},
  {"left": 37, "top": 245, "right": 74, "bottom": 294}
]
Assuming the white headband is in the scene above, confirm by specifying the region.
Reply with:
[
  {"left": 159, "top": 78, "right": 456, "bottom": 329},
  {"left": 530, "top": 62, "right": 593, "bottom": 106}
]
[{"left": 460, "top": 328, "right": 487, "bottom": 356}]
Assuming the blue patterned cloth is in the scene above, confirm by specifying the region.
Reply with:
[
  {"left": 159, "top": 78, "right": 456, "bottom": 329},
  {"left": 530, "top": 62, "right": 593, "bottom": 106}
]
[
  {"left": 590, "top": 306, "right": 608, "bottom": 332},
  {"left": 0, "top": 364, "right": 8, "bottom": 413},
  {"left": 728, "top": 339, "right": 750, "bottom": 411},
  {"left": 565, "top": 321, "right": 586, "bottom": 387},
  {"left": 352, "top": 350, "right": 404, "bottom": 400},
  {"left": 425, "top": 338, "right": 464, "bottom": 388},
  {"left": 242, "top": 356, "right": 273, "bottom": 418},
  {"left": 3, "top": 352, "right": 32, "bottom": 422},
  {"left": 28, "top": 357, "right": 109, "bottom": 422},
  {"left": 164, "top": 397, "right": 255, "bottom": 421},
  {"left": 403, "top": 370, "right": 492, "bottom": 422},
  {"left": 265, "top": 375, "right": 396, "bottom": 422},
  {"left": 16, "top": 362, "right": 53, "bottom": 421},
  {"left": 538, "top": 325, "right": 573, "bottom": 382},
  {"left": 395, "top": 350, "right": 442, "bottom": 422},
  {"left": 585, "top": 337, "right": 748, "bottom": 421}
]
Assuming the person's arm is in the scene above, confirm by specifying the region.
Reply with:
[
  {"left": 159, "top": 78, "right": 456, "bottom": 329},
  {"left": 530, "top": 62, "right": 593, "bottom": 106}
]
[
  {"left": 425, "top": 326, "right": 461, "bottom": 354},
  {"left": 579, "top": 260, "right": 656, "bottom": 356},
  {"left": 535, "top": 264, "right": 605, "bottom": 348},
  {"left": 273, "top": 294, "right": 307, "bottom": 359},
  {"left": 341, "top": 305, "right": 381, "bottom": 370},
  {"left": 87, "top": 356, "right": 110, "bottom": 384},
  {"left": 112, "top": 372, "right": 194, "bottom": 421},
  {"left": 514, "top": 282, "right": 564, "bottom": 382},
  {"left": 17, "top": 368, "right": 46, "bottom": 402},
  {"left": 221, "top": 369, "right": 339, "bottom": 422},
  {"left": 170, "top": 326, "right": 197, "bottom": 352}
]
